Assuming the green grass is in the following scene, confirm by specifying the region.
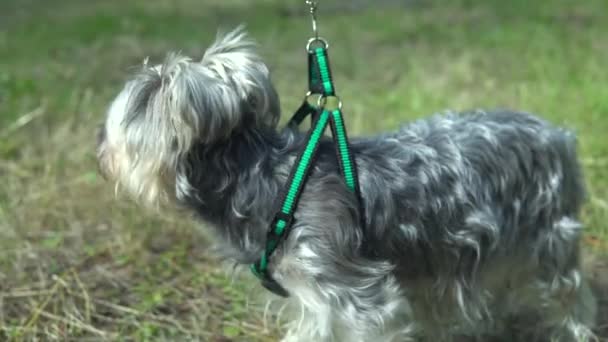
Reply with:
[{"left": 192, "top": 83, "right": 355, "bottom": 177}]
[{"left": 1, "top": 0, "right": 607, "bottom": 340}]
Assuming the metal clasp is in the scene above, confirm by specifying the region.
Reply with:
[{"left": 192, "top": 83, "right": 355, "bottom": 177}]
[{"left": 306, "top": 0, "right": 319, "bottom": 40}]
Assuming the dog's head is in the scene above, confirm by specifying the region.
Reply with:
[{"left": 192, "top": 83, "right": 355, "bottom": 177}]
[{"left": 97, "top": 27, "right": 280, "bottom": 207}]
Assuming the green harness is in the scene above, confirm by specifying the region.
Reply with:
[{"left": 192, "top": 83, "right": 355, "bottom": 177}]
[{"left": 251, "top": 40, "right": 363, "bottom": 297}]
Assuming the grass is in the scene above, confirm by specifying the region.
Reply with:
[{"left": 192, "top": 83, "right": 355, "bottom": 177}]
[{"left": 0, "top": 0, "right": 607, "bottom": 340}]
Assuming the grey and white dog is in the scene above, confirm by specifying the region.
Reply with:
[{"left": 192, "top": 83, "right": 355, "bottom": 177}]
[{"left": 97, "top": 28, "right": 597, "bottom": 341}]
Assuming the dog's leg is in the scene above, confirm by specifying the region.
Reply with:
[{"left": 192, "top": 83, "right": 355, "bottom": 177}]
[
  {"left": 277, "top": 250, "right": 417, "bottom": 341},
  {"left": 509, "top": 271, "right": 597, "bottom": 342},
  {"left": 507, "top": 218, "right": 597, "bottom": 341},
  {"left": 533, "top": 219, "right": 598, "bottom": 342},
  {"left": 543, "top": 275, "right": 597, "bottom": 342},
  {"left": 280, "top": 276, "right": 417, "bottom": 342}
]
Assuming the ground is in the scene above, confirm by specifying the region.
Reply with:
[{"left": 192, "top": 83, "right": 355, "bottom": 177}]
[{"left": 0, "top": 0, "right": 607, "bottom": 340}]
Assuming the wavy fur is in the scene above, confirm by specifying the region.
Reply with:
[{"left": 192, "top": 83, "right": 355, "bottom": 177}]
[{"left": 98, "top": 28, "right": 597, "bottom": 341}]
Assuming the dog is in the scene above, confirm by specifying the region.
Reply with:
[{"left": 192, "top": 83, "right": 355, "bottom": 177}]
[{"left": 97, "top": 27, "right": 597, "bottom": 341}]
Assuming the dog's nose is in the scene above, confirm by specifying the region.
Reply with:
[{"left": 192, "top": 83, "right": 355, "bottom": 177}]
[
  {"left": 97, "top": 124, "right": 106, "bottom": 147},
  {"left": 96, "top": 124, "right": 109, "bottom": 180}
]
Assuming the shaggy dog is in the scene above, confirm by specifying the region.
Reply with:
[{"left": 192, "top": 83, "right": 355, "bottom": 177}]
[{"left": 97, "top": 28, "right": 597, "bottom": 341}]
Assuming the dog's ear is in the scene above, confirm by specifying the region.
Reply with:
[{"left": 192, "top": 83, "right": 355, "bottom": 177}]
[
  {"left": 114, "top": 53, "right": 244, "bottom": 205},
  {"left": 201, "top": 26, "right": 280, "bottom": 130},
  {"left": 110, "top": 28, "right": 279, "bottom": 205},
  {"left": 146, "top": 27, "right": 279, "bottom": 148}
]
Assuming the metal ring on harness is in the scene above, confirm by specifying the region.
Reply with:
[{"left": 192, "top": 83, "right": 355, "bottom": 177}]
[
  {"left": 317, "top": 95, "right": 342, "bottom": 111},
  {"left": 306, "top": 37, "right": 329, "bottom": 52},
  {"left": 304, "top": 91, "right": 324, "bottom": 106}
]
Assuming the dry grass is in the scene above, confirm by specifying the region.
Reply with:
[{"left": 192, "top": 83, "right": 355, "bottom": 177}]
[
  {"left": 0, "top": 106, "right": 281, "bottom": 340},
  {"left": 1, "top": 0, "right": 607, "bottom": 340}
]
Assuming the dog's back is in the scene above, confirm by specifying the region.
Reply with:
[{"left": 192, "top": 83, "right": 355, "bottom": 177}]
[
  {"left": 391, "top": 110, "right": 585, "bottom": 259},
  {"left": 353, "top": 110, "right": 594, "bottom": 339},
  {"left": 357, "top": 110, "right": 585, "bottom": 261}
]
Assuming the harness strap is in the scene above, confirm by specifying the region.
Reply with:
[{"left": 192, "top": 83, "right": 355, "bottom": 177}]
[
  {"left": 307, "top": 46, "right": 364, "bottom": 224},
  {"left": 329, "top": 109, "right": 366, "bottom": 242},
  {"left": 251, "top": 43, "right": 364, "bottom": 297},
  {"left": 287, "top": 46, "right": 334, "bottom": 128},
  {"left": 329, "top": 109, "right": 356, "bottom": 191},
  {"left": 286, "top": 100, "right": 316, "bottom": 129},
  {"left": 251, "top": 109, "right": 331, "bottom": 297},
  {"left": 309, "top": 47, "right": 335, "bottom": 96}
]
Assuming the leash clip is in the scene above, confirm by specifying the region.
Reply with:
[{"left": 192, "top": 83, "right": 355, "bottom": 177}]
[{"left": 306, "top": 0, "right": 319, "bottom": 40}]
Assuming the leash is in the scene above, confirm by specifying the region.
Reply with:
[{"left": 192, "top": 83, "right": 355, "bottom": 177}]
[{"left": 251, "top": 0, "right": 364, "bottom": 297}]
